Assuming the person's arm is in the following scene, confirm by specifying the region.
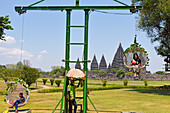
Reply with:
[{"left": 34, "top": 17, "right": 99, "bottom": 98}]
[
  {"left": 138, "top": 59, "right": 141, "bottom": 66},
  {"left": 77, "top": 80, "right": 82, "bottom": 88},
  {"left": 130, "top": 60, "right": 133, "bottom": 66}
]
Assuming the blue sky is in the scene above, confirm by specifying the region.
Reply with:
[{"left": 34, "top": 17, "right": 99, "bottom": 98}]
[{"left": 0, "top": 0, "right": 164, "bottom": 72}]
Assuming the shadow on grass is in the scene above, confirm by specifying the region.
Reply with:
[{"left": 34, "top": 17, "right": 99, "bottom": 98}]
[
  {"left": 29, "top": 88, "right": 39, "bottom": 90},
  {"left": 31, "top": 109, "right": 121, "bottom": 113},
  {"left": 126, "top": 88, "right": 170, "bottom": 96}
]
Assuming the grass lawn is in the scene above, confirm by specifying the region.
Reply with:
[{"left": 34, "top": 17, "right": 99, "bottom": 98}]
[{"left": 0, "top": 79, "right": 170, "bottom": 113}]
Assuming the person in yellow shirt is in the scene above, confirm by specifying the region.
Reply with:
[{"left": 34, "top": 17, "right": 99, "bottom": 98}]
[{"left": 68, "top": 79, "right": 81, "bottom": 113}]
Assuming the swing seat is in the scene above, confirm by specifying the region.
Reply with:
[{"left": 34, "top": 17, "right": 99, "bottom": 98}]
[
  {"left": 5, "top": 79, "right": 30, "bottom": 107},
  {"left": 8, "top": 109, "right": 31, "bottom": 113}
]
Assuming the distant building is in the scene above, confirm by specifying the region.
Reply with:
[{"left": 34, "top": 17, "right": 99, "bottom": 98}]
[
  {"left": 99, "top": 55, "right": 107, "bottom": 71},
  {"left": 75, "top": 58, "right": 81, "bottom": 70},
  {"left": 107, "top": 63, "right": 113, "bottom": 76},
  {"left": 112, "top": 43, "right": 128, "bottom": 72},
  {"left": 91, "top": 55, "right": 99, "bottom": 70}
]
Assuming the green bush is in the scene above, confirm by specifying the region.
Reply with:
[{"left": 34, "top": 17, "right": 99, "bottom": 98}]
[
  {"left": 117, "top": 69, "right": 125, "bottom": 79},
  {"left": 3, "top": 77, "right": 18, "bottom": 82},
  {"left": 50, "top": 78, "right": 55, "bottom": 86},
  {"left": 123, "top": 79, "right": 128, "bottom": 86},
  {"left": 144, "top": 79, "right": 148, "bottom": 86},
  {"left": 0, "top": 91, "right": 5, "bottom": 95},
  {"left": 155, "top": 71, "right": 166, "bottom": 74},
  {"left": 112, "top": 68, "right": 117, "bottom": 73},
  {"left": 99, "top": 71, "right": 107, "bottom": 77},
  {"left": 37, "top": 85, "right": 158, "bottom": 93},
  {"left": 126, "top": 72, "right": 133, "bottom": 77},
  {"left": 42, "top": 78, "right": 48, "bottom": 85},
  {"left": 55, "top": 80, "right": 62, "bottom": 87},
  {"left": 38, "top": 88, "right": 63, "bottom": 93},
  {"left": 91, "top": 70, "right": 101, "bottom": 73},
  {"left": 101, "top": 80, "right": 107, "bottom": 87}
]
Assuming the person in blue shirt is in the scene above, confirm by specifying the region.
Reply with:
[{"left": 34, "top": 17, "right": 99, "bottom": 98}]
[{"left": 9, "top": 92, "right": 25, "bottom": 113}]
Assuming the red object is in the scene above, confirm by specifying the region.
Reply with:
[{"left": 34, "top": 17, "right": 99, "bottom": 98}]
[
  {"left": 8, "top": 101, "right": 14, "bottom": 105},
  {"left": 135, "top": 35, "right": 137, "bottom": 36},
  {"left": 19, "top": 72, "right": 22, "bottom": 74}
]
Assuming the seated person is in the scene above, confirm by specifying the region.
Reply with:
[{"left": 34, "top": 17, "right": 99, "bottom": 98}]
[
  {"left": 130, "top": 53, "right": 141, "bottom": 77},
  {"left": 9, "top": 92, "right": 25, "bottom": 113}
]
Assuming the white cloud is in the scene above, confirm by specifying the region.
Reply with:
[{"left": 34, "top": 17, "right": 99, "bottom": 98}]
[
  {"left": 0, "top": 46, "right": 33, "bottom": 58},
  {"left": 37, "top": 55, "right": 42, "bottom": 61},
  {"left": 0, "top": 36, "right": 16, "bottom": 44},
  {"left": 40, "top": 50, "right": 47, "bottom": 54}
]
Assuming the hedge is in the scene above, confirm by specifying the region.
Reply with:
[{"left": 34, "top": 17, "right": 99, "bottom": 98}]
[{"left": 37, "top": 85, "right": 168, "bottom": 93}]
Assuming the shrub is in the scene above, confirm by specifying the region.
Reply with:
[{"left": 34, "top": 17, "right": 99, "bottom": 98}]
[
  {"left": 37, "top": 85, "right": 158, "bottom": 93},
  {"left": 126, "top": 72, "right": 133, "bottom": 77},
  {"left": 50, "top": 78, "right": 55, "bottom": 86},
  {"left": 55, "top": 80, "right": 62, "bottom": 87},
  {"left": 155, "top": 71, "right": 166, "bottom": 74},
  {"left": 42, "top": 78, "right": 48, "bottom": 85},
  {"left": 99, "top": 71, "right": 107, "bottom": 77},
  {"left": 101, "top": 80, "right": 107, "bottom": 87},
  {"left": 144, "top": 79, "right": 148, "bottom": 86},
  {"left": 3, "top": 77, "right": 18, "bottom": 82},
  {"left": 116, "top": 69, "right": 125, "bottom": 79},
  {"left": 91, "top": 70, "right": 101, "bottom": 73},
  {"left": 112, "top": 68, "right": 117, "bottom": 73},
  {"left": 123, "top": 79, "right": 128, "bottom": 86}
]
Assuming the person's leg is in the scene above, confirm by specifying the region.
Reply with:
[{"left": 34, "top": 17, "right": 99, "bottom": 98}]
[
  {"left": 73, "top": 100, "right": 77, "bottom": 113},
  {"left": 14, "top": 102, "right": 18, "bottom": 111},
  {"left": 69, "top": 100, "right": 72, "bottom": 113}
]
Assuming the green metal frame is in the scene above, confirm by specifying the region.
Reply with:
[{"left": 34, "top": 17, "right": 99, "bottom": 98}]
[
  {"left": 14, "top": 1, "right": 142, "bottom": 113},
  {"left": 15, "top": 6, "right": 142, "bottom": 12}
]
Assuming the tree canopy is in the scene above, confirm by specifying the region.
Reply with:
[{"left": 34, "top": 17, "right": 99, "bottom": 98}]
[
  {"left": 0, "top": 16, "right": 13, "bottom": 40},
  {"left": 21, "top": 65, "right": 40, "bottom": 87},
  {"left": 132, "top": 0, "right": 170, "bottom": 63}
]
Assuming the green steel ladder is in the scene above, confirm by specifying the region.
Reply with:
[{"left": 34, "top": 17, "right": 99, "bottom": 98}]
[{"left": 59, "top": 9, "right": 91, "bottom": 113}]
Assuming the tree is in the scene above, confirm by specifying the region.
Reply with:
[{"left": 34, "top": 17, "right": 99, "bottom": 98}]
[
  {"left": 92, "top": 70, "right": 101, "bottom": 73},
  {"left": 23, "top": 59, "right": 31, "bottom": 67},
  {"left": 51, "top": 67, "right": 65, "bottom": 77},
  {"left": 132, "top": 0, "right": 170, "bottom": 63},
  {"left": 99, "top": 71, "right": 107, "bottom": 77},
  {"left": 112, "top": 68, "right": 117, "bottom": 73},
  {"left": 16, "top": 61, "right": 23, "bottom": 70},
  {"left": 0, "top": 16, "right": 13, "bottom": 40},
  {"left": 117, "top": 69, "right": 125, "bottom": 79},
  {"left": 126, "top": 72, "right": 133, "bottom": 77},
  {"left": 21, "top": 65, "right": 40, "bottom": 87}
]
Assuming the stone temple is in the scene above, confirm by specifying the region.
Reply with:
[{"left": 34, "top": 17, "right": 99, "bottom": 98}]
[
  {"left": 90, "top": 43, "right": 128, "bottom": 72},
  {"left": 75, "top": 43, "right": 146, "bottom": 74}
]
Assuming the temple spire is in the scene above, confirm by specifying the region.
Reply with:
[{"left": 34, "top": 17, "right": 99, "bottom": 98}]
[
  {"left": 75, "top": 58, "right": 81, "bottom": 70},
  {"left": 112, "top": 43, "right": 128, "bottom": 72},
  {"left": 99, "top": 54, "right": 107, "bottom": 71},
  {"left": 91, "top": 54, "right": 98, "bottom": 70}
]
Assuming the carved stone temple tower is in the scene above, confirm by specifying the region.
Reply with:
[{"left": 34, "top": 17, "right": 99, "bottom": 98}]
[
  {"left": 75, "top": 58, "right": 81, "bottom": 70},
  {"left": 91, "top": 55, "right": 99, "bottom": 70},
  {"left": 112, "top": 43, "right": 128, "bottom": 72},
  {"left": 99, "top": 55, "right": 107, "bottom": 71}
]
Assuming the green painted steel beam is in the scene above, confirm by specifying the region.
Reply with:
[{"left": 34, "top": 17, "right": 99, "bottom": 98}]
[
  {"left": 68, "top": 43, "right": 86, "bottom": 45},
  {"left": 83, "top": 9, "right": 89, "bottom": 113},
  {"left": 28, "top": 0, "right": 45, "bottom": 7},
  {"left": 15, "top": 6, "right": 142, "bottom": 12},
  {"left": 62, "top": 60, "right": 91, "bottom": 63},
  {"left": 69, "top": 26, "right": 86, "bottom": 28},
  {"left": 113, "top": 0, "right": 129, "bottom": 6}
]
